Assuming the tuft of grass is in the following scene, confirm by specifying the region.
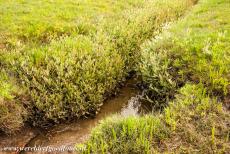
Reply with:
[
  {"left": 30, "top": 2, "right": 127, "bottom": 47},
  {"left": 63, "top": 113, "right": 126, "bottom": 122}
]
[
  {"left": 0, "top": 71, "right": 27, "bottom": 134},
  {"left": 82, "top": 115, "right": 169, "bottom": 154}
]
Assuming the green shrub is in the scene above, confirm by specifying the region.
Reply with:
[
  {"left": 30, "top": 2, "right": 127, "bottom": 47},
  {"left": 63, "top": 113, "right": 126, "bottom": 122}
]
[
  {"left": 101, "top": 0, "right": 197, "bottom": 71},
  {"left": 16, "top": 36, "right": 124, "bottom": 123},
  {"left": 137, "top": 33, "right": 177, "bottom": 107}
]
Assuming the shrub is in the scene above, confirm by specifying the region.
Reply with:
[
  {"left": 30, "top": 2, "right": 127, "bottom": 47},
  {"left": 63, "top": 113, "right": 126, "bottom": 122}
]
[
  {"left": 101, "top": 0, "right": 197, "bottom": 71},
  {"left": 137, "top": 30, "right": 177, "bottom": 107},
  {"left": 16, "top": 36, "right": 124, "bottom": 123}
]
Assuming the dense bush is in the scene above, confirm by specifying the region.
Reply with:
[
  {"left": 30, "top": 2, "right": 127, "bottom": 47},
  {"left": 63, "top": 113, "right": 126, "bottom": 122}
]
[
  {"left": 163, "top": 84, "right": 229, "bottom": 153},
  {"left": 137, "top": 33, "right": 177, "bottom": 107},
  {"left": 16, "top": 36, "right": 124, "bottom": 123}
]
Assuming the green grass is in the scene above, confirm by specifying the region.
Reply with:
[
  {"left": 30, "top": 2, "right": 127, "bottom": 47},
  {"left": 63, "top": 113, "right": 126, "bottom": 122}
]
[
  {"left": 0, "top": 70, "right": 27, "bottom": 133},
  {"left": 0, "top": 0, "right": 146, "bottom": 46},
  {"left": 137, "top": 0, "right": 230, "bottom": 104},
  {"left": 81, "top": 0, "right": 230, "bottom": 153},
  {"left": 81, "top": 84, "right": 230, "bottom": 153},
  {"left": 81, "top": 115, "right": 168, "bottom": 153},
  {"left": 0, "top": 0, "right": 196, "bottom": 132}
]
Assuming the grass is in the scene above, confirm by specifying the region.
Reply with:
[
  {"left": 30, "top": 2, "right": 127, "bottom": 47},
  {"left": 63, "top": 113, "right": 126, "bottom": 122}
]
[
  {"left": 137, "top": 0, "right": 230, "bottom": 104},
  {"left": 81, "top": 0, "right": 230, "bottom": 153},
  {"left": 81, "top": 84, "right": 230, "bottom": 153},
  {"left": 0, "top": 0, "right": 196, "bottom": 132},
  {"left": 0, "top": 0, "right": 146, "bottom": 46},
  {"left": 82, "top": 115, "right": 168, "bottom": 153},
  {"left": 0, "top": 70, "right": 27, "bottom": 133}
]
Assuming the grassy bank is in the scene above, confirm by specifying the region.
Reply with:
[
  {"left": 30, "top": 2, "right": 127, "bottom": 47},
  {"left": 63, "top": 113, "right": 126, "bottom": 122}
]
[
  {"left": 0, "top": 0, "right": 196, "bottom": 133},
  {"left": 138, "top": 0, "right": 230, "bottom": 105},
  {"left": 82, "top": 84, "right": 229, "bottom": 153},
  {"left": 81, "top": 0, "right": 230, "bottom": 153}
]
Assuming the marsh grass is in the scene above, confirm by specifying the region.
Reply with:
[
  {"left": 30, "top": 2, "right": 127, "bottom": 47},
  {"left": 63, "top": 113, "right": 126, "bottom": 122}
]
[
  {"left": 0, "top": 71, "right": 27, "bottom": 134},
  {"left": 137, "top": 0, "right": 230, "bottom": 105},
  {"left": 82, "top": 0, "right": 230, "bottom": 153},
  {"left": 0, "top": 0, "right": 148, "bottom": 46},
  {"left": 0, "top": 0, "right": 196, "bottom": 130},
  {"left": 82, "top": 84, "right": 230, "bottom": 153}
]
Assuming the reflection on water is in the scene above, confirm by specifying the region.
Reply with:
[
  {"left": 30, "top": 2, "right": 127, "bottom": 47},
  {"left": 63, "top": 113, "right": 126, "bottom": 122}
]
[{"left": 0, "top": 79, "right": 151, "bottom": 154}]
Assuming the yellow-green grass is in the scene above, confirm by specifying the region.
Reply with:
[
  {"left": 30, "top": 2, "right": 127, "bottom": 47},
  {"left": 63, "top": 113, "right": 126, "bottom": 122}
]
[
  {"left": 0, "top": 0, "right": 196, "bottom": 132},
  {"left": 137, "top": 0, "right": 230, "bottom": 105},
  {"left": 0, "top": 71, "right": 27, "bottom": 133},
  {"left": 81, "top": 84, "right": 230, "bottom": 153},
  {"left": 82, "top": 0, "right": 230, "bottom": 153},
  {"left": 0, "top": 0, "right": 146, "bottom": 46}
]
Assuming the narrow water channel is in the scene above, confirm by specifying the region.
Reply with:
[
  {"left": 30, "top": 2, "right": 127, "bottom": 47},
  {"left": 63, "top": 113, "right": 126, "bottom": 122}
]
[{"left": 0, "top": 79, "right": 151, "bottom": 154}]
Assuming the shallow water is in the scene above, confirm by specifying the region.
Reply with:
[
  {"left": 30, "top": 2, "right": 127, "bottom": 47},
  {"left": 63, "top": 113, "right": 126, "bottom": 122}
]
[{"left": 0, "top": 79, "right": 150, "bottom": 154}]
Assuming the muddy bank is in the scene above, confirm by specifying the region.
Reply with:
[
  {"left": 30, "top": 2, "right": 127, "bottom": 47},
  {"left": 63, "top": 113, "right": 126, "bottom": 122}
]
[{"left": 0, "top": 79, "right": 151, "bottom": 154}]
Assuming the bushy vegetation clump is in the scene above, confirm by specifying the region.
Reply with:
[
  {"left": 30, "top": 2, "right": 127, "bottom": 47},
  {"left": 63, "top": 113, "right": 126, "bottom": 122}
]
[
  {"left": 17, "top": 36, "right": 125, "bottom": 123},
  {"left": 82, "top": 84, "right": 230, "bottom": 153},
  {"left": 0, "top": 0, "right": 196, "bottom": 129},
  {"left": 82, "top": 0, "right": 230, "bottom": 153}
]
